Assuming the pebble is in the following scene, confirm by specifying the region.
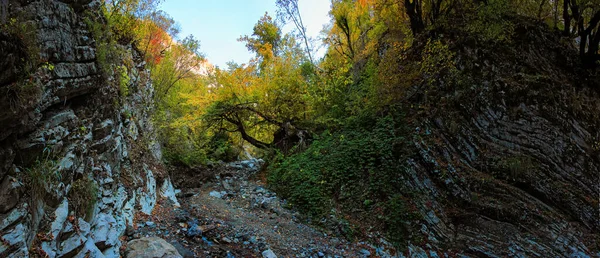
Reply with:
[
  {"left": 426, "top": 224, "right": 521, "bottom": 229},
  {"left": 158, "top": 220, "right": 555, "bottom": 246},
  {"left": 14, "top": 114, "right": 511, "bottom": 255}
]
[
  {"left": 262, "top": 249, "right": 277, "bottom": 258},
  {"left": 146, "top": 221, "right": 156, "bottom": 228},
  {"left": 209, "top": 191, "right": 227, "bottom": 198}
]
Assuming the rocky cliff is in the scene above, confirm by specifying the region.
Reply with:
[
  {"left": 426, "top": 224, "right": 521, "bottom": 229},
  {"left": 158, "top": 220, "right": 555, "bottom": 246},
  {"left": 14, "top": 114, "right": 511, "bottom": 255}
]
[
  {"left": 397, "top": 20, "right": 600, "bottom": 256},
  {"left": 0, "top": 0, "right": 176, "bottom": 257}
]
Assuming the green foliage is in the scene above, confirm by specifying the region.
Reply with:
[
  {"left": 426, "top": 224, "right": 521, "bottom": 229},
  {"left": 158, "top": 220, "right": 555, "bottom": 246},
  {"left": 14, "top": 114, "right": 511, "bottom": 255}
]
[
  {"left": 68, "top": 176, "right": 98, "bottom": 221},
  {"left": 161, "top": 126, "right": 209, "bottom": 166},
  {"left": 383, "top": 194, "right": 421, "bottom": 244},
  {"left": 420, "top": 39, "right": 458, "bottom": 86},
  {"left": 1, "top": 14, "right": 43, "bottom": 112},
  {"left": 23, "top": 151, "right": 60, "bottom": 201},
  {"left": 84, "top": 11, "right": 122, "bottom": 76},
  {"left": 268, "top": 111, "right": 419, "bottom": 244},
  {"left": 117, "top": 65, "right": 130, "bottom": 97},
  {"left": 464, "top": 0, "right": 515, "bottom": 43},
  {"left": 41, "top": 62, "right": 54, "bottom": 71},
  {"left": 206, "top": 132, "right": 241, "bottom": 162},
  {"left": 1, "top": 16, "right": 38, "bottom": 70},
  {"left": 238, "top": 13, "right": 282, "bottom": 69}
]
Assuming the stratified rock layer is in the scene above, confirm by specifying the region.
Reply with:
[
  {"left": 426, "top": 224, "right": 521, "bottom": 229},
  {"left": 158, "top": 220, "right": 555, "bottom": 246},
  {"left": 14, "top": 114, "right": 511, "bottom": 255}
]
[
  {"left": 0, "top": 1, "right": 174, "bottom": 257},
  {"left": 397, "top": 20, "right": 599, "bottom": 257}
]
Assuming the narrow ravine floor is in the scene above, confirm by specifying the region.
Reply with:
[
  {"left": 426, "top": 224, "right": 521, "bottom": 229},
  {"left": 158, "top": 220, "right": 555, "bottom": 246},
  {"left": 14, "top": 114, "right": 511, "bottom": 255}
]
[{"left": 122, "top": 160, "right": 397, "bottom": 257}]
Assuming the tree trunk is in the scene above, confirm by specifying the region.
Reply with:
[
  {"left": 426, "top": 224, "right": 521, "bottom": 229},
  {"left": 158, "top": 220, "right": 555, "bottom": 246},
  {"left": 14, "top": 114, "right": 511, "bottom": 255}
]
[{"left": 405, "top": 0, "right": 425, "bottom": 35}]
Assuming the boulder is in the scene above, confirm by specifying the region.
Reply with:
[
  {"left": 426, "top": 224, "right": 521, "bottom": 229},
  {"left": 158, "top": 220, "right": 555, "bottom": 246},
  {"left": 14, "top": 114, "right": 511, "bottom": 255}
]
[{"left": 125, "top": 237, "right": 182, "bottom": 258}]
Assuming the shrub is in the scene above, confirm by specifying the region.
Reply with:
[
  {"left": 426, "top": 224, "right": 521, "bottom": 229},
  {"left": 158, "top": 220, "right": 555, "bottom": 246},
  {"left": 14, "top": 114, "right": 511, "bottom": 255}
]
[
  {"left": 464, "top": 0, "right": 515, "bottom": 43},
  {"left": 1, "top": 14, "right": 43, "bottom": 112},
  {"left": 161, "top": 127, "right": 209, "bottom": 166},
  {"left": 68, "top": 176, "right": 98, "bottom": 221},
  {"left": 23, "top": 155, "right": 60, "bottom": 201},
  {"left": 497, "top": 155, "right": 537, "bottom": 180},
  {"left": 1, "top": 16, "right": 38, "bottom": 74},
  {"left": 117, "top": 65, "right": 130, "bottom": 97},
  {"left": 268, "top": 110, "right": 420, "bottom": 244},
  {"left": 420, "top": 39, "right": 458, "bottom": 87}
]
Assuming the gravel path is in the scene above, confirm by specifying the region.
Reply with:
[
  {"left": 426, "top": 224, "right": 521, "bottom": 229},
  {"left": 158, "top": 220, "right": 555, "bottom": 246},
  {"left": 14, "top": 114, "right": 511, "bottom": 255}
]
[{"left": 124, "top": 160, "right": 397, "bottom": 257}]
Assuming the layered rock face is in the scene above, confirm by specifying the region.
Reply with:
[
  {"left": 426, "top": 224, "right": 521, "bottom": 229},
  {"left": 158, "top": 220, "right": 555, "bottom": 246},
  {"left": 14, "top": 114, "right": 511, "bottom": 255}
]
[
  {"left": 0, "top": 0, "right": 174, "bottom": 257},
  {"left": 398, "top": 22, "right": 600, "bottom": 256}
]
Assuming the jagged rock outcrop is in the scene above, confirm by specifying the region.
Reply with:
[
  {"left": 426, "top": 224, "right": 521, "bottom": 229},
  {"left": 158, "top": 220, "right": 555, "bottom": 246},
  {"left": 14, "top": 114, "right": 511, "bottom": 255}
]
[
  {"left": 0, "top": 0, "right": 175, "bottom": 257},
  {"left": 396, "top": 19, "right": 600, "bottom": 256}
]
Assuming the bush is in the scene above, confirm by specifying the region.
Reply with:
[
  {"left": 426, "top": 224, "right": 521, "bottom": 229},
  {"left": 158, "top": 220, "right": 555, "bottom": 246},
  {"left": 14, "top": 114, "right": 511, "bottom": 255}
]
[
  {"left": 23, "top": 155, "right": 60, "bottom": 201},
  {"left": 464, "top": 0, "right": 515, "bottom": 43},
  {"left": 206, "top": 132, "right": 241, "bottom": 162},
  {"left": 268, "top": 109, "right": 420, "bottom": 244},
  {"left": 496, "top": 155, "right": 537, "bottom": 181},
  {"left": 161, "top": 126, "right": 209, "bottom": 166},
  {"left": 117, "top": 65, "right": 130, "bottom": 97},
  {"left": 68, "top": 176, "right": 98, "bottom": 221}
]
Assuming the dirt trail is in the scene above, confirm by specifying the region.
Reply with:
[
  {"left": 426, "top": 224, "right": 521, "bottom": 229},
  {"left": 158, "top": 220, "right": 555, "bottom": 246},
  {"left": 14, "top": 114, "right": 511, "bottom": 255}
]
[{"left": 125, "top": 160, "right": 397, "bottom": 257}]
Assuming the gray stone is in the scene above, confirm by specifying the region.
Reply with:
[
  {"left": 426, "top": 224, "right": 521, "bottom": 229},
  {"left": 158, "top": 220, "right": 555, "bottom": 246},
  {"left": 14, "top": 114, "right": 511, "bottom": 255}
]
[
  {"left": 170, "top": 241, "right": 195, "bottom": 258},
  {"left": 160, "top": 178, "right": 180, "bottom": 207},
  {"left": 138, "top": 165, "right": 157, "bottom": 215},
  {"left": 53, "top": 62, "right": 97, "bottom": 78},
  {"left": 1, "top": 223, "right": 28, "bottom": 255},
  {"left": 122, "top": 192, "right": 136, "bottom": 227},
  {"left": 58, "top": 152, "right": 76, "bottom": 171},
  {"left": 126, "top": 237, "right": 182, "bottom": 258},
  {"left": 50, "top": 200, "right": 69, "bottom": 238},
  {"left": 78, "top": 218, "right": 91, "bottom": 235},
  {"left": 0, "top": 147, "right": 15, "bottom": 179},
  {"left": 92, "top": 213, "right": 119, "bottom": 250},
  {"left": 94, "top": 119, "right": 114, "bottom": 141},
  {"left": 209, "top": 191, "right": 225, "bottom": 199},
  {"left": 74, "top": 238, "right": 105, "bottom": 258},
  {"left": 0, "top": 203, "right": 27, "bottom": 232},
  {"left": 58, "top": 233, "right": 86, "bottom": 257},
  {"left": 262, "top": 249, "right": 277, "bottom": 258}
]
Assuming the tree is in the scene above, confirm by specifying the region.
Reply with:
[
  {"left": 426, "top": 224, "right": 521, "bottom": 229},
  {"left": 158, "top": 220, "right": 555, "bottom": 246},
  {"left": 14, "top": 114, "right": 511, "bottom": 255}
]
[
  {"left": 190, "top": 16, "right": 313, "bottom": 153},
  {"left": 276, "top": 0, "right": 315, "bottom": 65},
  {"left": 238, "top": 13, "right": 282, "bottom": 71},
  {"left": 103, "top": 0, "right": 163, "bottom": 42},
  {"left": 402, "top": 0, "right": 456, "bottom": 35},
  {"left": 135, "top": 10, "right": 179, "bottom": 66},
  {"left": 563, "top": 0, "right": 600, "bottom": 67},
  {"left": 152, "top": 35, "right": 205, "bottom": 101},
  {"left": 201, "top": 50, "right": 311, "bottom": 152},
  {"left": 0, "top": 0, "right": 7, "bottom": 25}
]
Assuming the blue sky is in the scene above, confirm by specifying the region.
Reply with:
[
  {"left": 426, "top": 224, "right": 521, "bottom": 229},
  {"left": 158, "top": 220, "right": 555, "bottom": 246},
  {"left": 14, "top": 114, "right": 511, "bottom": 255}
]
[{"left": 159, "top": 0, "right": 332, "bottom": 68}]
